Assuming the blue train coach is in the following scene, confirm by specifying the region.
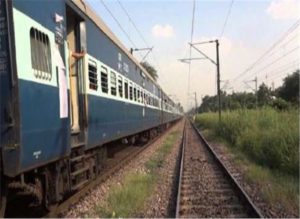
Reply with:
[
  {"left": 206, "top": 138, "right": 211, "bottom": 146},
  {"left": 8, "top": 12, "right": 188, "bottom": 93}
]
[{"left": 0, "top": 0, "right": 182, "bottom": 214}]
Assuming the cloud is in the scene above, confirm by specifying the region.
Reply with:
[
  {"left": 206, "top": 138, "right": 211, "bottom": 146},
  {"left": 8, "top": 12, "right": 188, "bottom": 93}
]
[
  {"left": 266, "top": 0, "right": 300, "bottom": 20},
  {"left": 152, "top": 24, "right": 175, "bottom": 38}
]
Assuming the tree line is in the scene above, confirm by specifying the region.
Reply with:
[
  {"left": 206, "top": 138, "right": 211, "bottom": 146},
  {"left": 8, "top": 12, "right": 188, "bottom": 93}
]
[{"left": 198, "top": 69, "right": 299, "bottom": 113}]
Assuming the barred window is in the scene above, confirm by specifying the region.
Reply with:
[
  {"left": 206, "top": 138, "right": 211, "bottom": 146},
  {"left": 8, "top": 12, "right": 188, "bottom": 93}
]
[
  {"left": 137, "top": 89, "right": 140, "bottom": 103},
  {"left": 110, "top": 71, "right": 117, "bottom": 96},
  {"left": 124, "top": 80, "right": 128, "bottom": 99},
  {"left": 30, "top": 27, "right": 52, "bottom": 79},
  {"left": 141, "top": 91, "right": 144, "bottom": 103},
  {"left": 129, "top": 83, "right": 133, "bottom": 100},
  {"left": 88, "top": 61, "right": 98, "bottom": 90},
  {"left": 134, "top": 87, "right": 137, "bottom": 102},
  {"left": 101, "top": 66, "right": 108, "bottom": 93},
  {"left": 118, "top": 75, "right": 123, "bottom": 97}
]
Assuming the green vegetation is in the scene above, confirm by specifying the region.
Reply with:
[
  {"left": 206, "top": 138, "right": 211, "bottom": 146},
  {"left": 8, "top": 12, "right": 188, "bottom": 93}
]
[
  {"left": 234, "top": 151, "right": 299, "bottom": 214},
  {"left": 198, "top": 70, "right": 299, "bottom": 113},
  {"left": 140, "top": 61, "right": 158, "bottom": 81},
  {"left": 95, "top": 172, "right": 155, "bottom": 218},
  {"left": 195, "top": 108, "right": 299, "bottom": 175},
  {"left": 94, "top": 131, "right": 180, "bottom": 218},
  {"left": 195, "top": 108, "right": 299, "bottom": 214},
  {"left": 145, "top": 131, "right": 179, "bottom": 172}
]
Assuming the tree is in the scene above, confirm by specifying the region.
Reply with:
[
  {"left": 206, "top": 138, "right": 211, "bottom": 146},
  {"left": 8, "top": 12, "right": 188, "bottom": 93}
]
[
  {"left": 257, "top": 83, "right": 273, "bottom": 106},
  {"left": 140, "top": 61, "right": 158, "bottom": 81},
  {"left": 277, "top": 70, "right": 299, "bottom": 104}
]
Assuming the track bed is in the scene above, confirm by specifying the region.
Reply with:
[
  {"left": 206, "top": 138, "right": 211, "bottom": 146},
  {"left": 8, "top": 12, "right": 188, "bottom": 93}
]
[{"left": 176, "top": 121, "right": 262, "bottom": 218}]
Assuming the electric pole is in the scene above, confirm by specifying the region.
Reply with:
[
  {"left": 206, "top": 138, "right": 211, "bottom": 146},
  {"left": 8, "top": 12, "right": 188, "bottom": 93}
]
[
  {"left": 255, "top": 76, "right": 258, "bottom": 108},
  {"left": 244, "top": 76, "right": 258, "bottom": 108},
  {"left": 179, "top": 39, "right": 222, "bottom": 122},
  {"left": 216, "top": 40, "right": 221, "bottom": 121},
  {"left": 194, "top": 92, "right": 197, "bottom": 117}
]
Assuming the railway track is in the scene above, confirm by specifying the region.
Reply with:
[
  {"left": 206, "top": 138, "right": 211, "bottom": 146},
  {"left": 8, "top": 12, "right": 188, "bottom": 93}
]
[
  {"left": 175, "top": 120, "right": 262, "bottom": 218},
  {"left": 5, "top": 122, "right": 180, "bottom": 218},
  {"left": 44, "top": 122, "right": 180, "bottom": 218}
]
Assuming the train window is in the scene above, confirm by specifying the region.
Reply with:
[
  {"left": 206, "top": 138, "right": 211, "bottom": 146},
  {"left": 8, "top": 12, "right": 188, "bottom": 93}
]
[
  {"left": 30, "top": 28, "right": 52, "bottom": 78},
  {"left": 88, "top": 61, "right": 98, "bottom": 90},
  {"left": 129, "top": 83, "right": 133, "bottom": 100},
  {"left": 110, "top": 71, "right": 117, "bottom": 96},
  {"left": 146, "top": 94, "right": 149, "bottom": 105},
  {"left": 134, "top": 87, "right": 137, "bottom": 102},
  {"left": 124, "top": 80, "right": 128, "bottom": 99},
  {"left": 141, "top": 91, "right": 144, "bottom": 103},
  {"left": 101, "top": 66, "right": 108, "bottom": 93},
  {"left": 137, "top": 89, "right": 140, "bottom": 103},
  {"left": 118, "top": 76, "right": 123, "bottom": 97}
]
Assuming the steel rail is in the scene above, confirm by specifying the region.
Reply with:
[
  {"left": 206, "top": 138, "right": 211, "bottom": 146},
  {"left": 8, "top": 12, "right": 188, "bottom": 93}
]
[
  {"left": 45, "top": 120, "right": 181, "bottom": 218},
  {"left": 175, "top": 121, "right": 186, "bottom": 218},
  {"left": 189, "top": 120, "right": 263, "bottom": 218}
]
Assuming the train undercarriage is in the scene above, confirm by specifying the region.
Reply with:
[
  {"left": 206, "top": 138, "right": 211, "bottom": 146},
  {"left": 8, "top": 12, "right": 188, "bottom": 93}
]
[{"left": 1, "top": 122, "right": 172, "bottom": 217}]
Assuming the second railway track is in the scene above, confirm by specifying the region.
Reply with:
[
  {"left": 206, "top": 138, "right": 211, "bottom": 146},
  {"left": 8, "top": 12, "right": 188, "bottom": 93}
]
[
  {"left": 40, "top": 122, "right": 180, "bottom": 217},
  {"left": 175, "top": 120, "right": 262, "bottom": 218}
]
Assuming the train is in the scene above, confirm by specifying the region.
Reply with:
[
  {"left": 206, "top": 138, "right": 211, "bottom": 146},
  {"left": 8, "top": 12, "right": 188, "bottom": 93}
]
[{"left": 0, "top": 0, "right": 183, "bottom": 215}]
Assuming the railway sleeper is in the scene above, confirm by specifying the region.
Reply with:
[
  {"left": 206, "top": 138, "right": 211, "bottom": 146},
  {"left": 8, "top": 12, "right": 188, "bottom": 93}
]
[{"left": 179, "top": 203, "right": 246, "bottom": 215}]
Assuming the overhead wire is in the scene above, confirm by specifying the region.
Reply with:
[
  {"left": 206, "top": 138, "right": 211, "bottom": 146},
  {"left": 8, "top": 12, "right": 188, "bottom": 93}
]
[
  {"left": 115, "top": 0, "right": 171, "bottom": 91},
  {"left": 186, "top": 0, "right": 196, "bottom": 109},
  {"left": 117, "top": 0, "right": 148, "bottom": 47},
  {"left": 99, "top": 0, "right": 143, "bottom": 59},
  {"left": 219, "top": 0, "right": 234, "bottom": 39},
  {"left": 243, "top": 45, "right": 300, "bottom": 81},
  {"left": 256, "top": 59, "right": 300, "bottom": 80},
  {"left": 232, "top": 19, "right": 300, "bottom": 82}
]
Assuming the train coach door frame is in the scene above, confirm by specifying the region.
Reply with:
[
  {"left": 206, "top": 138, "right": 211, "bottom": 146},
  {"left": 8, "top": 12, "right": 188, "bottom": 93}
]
[{"left": 66, "top": 6, "right": 87, "bottom": 135}]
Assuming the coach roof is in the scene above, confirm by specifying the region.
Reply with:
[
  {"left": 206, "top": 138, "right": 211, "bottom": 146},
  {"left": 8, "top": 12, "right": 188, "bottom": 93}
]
[{"left": 71, "top": 0, "right": 160, "bottom": 88}]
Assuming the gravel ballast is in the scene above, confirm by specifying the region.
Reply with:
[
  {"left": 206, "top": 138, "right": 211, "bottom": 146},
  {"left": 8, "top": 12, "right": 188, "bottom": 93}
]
[{"left": 64, "top": 120, "right": 184, "bottom": 218}]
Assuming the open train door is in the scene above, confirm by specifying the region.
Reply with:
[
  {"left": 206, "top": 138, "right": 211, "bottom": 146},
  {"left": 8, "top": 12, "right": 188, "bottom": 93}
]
[{"left": 66, "top": 5, "right": 87, "bottom": 141}]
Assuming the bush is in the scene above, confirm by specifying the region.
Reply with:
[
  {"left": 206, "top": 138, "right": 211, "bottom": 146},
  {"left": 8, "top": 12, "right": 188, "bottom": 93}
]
[
  {"left": 196, "top": 108, "right": 299, "bottom": 176},
  {"left": 270, "top": 98, "right": 290, "bottom": 111}
]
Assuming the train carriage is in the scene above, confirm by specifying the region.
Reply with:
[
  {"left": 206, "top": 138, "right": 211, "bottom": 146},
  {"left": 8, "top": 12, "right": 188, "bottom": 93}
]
[{"left": 0, "top": 0, "right": 182, "bottom": 215}]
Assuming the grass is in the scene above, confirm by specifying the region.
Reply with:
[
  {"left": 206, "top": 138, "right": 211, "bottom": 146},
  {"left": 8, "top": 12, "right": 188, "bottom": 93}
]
[
  {"left": 94, "top": 130, "right": 180, "bottom": 218},
  {"left": 195, "top": 108, "right": 299, "bottom": 175},
  {"left": 195, "top": 108, "right": 299, "bottom": 215},
  {"left": 95, "top": 172, "right": 155, "bottom": 218},
  {"left": 145, "top": 131, "right": 179, "bottom": 172},
  {"left": 235, "top": 152, "right": 299, "bottom": 214}
]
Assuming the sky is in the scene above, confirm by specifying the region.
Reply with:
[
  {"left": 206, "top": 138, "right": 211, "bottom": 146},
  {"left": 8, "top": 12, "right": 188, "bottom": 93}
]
[{"left": 86, "top": 0, "right": 300, "bottom": 111}]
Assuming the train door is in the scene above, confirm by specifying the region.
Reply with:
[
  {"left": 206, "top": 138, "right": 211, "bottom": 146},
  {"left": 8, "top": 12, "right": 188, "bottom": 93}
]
[{"left": 66, "top": 6, "right": 87, "bottom": 136}]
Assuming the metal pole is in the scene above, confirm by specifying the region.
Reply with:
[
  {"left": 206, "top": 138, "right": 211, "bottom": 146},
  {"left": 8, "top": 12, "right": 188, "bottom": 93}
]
[
  {"left": 255, "top": 76, "right": 258, "bottom": 108},
  {"left": 216, "top": 40, "right": 221, "bottom": 122},
  {"left": 194, "top": 92, "right": 197, "bottom": 117}
]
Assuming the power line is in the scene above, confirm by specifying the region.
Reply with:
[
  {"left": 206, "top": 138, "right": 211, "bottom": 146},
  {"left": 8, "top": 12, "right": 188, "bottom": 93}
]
[
  {"left": 115, "top": 0, "right": 172, "bottom": 90},
  {"left": 262, "top": 30, "right": 300, "bottom": 61},
  {"left": 117, "top": 0, "right": 149, "bottom": 47},
  {"left": 235, "top": 46, "right": 300, "bottom": 90},
  {"left": 243, "top": 45, "right": 300, "bottom": 81},
  {"left": 269, "top": 68, "right": 299, "bottom": 81},
  {"left": 267, "top": 63, "right": 300, "bottom": 80},
  {"left": 219, "top": 0, "right": 234, "bottom": 39},
  {"left": 187, "top": 0, "right": 196, "bottom": 109},
  {"left": 232, "top": 19, "right": 300, "bottom": 82},
  {"left": 257, "top": 59, "right": 299, "bottom": 80},
  {"left": 100, "top": 0, "right": 142, "bottom": 58}
]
